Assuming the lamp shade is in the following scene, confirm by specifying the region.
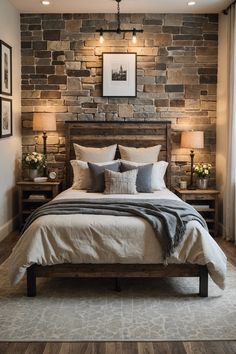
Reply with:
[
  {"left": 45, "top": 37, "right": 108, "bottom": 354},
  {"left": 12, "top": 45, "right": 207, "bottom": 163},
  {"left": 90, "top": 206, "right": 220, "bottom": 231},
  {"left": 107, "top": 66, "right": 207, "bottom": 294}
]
[
  {"left": 181, "top": 131, "right": 204, "bottom": 149},
  {"left": 33, "top": 113, "right": 56, "bottom": 132}
]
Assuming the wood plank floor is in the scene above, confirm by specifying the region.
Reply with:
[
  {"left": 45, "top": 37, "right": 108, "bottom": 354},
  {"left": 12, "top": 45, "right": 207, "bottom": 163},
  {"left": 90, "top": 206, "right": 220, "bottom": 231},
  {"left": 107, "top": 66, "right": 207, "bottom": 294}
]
[
  {"left": 0, "top": 341, "right": 236, "bottom": 354},
  {"left": 0, "top": 234, "right": 236, "bottom": 354}
]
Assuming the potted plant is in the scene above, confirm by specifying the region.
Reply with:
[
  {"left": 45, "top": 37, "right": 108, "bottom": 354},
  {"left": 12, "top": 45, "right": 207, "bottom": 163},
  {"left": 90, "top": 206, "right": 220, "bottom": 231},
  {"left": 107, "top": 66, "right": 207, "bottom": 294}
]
[
  {"left": 22, "top": 152, "right": 47, "bottom": 180},
  {"left": 193, "top": 163, "right": 212, "bottom": 189}
]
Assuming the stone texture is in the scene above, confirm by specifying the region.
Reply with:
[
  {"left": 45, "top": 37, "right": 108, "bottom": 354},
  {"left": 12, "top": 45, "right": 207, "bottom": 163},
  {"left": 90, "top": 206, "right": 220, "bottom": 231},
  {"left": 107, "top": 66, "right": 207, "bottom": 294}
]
[
  {"left": 170, "top": 99, "right": 185, "bottom": 107},
  {"left": 66, "top": 70, "right": 90, "bottom": 77},
  {"left": 154, "top": 34, "right": 172, "bottom": 46},
  {"left": 67, "top": 77, "right": 82, "bottom": 90},
  {"left": 36, "top": 66, "right": 55, "bottom": 74},
  {"left": 65, "top": 20, "right": 82, "bottom": 32},
  {"left": 41, "top": 91, "right": 61, "bottom": 99},
  {"left": 21, "top": 13, "right": 218, "bottom": 186},
  {"left": 119, "top": 104, "right": 134, "bottom": 118},
  {"left": 42, "top": 20, "right": 65, "bottom": 30},
  {"left": 165, "top": 85, "right": 184, "bottom": 93},
  {"left": 47, "top": 41, "right": 70, "bottom": 51},
  {"left": 43, "top": 30, "right": 61, "bottom": 41},
  {"left": 65, "top": 62, "right": 81, "bottom": 70}
]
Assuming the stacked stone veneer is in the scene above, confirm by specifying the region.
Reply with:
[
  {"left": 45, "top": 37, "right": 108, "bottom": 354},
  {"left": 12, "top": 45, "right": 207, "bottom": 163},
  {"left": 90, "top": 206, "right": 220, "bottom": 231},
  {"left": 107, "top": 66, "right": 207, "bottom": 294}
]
[{"left": 21, "top": 13, "right": 218, "bottom": 186}]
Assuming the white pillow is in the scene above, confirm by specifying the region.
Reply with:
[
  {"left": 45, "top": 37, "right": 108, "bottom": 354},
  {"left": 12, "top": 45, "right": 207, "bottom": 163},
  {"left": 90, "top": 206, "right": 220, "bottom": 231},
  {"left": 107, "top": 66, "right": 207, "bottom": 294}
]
[
  {"left": 73, "top": 143, "right": 117, "bottom": 162},
  {"left": 120, "top": 160, "right": 168, "bottom": 190},
  {"left": 118, "top": 144, "right": 161, "bottom": 163},
  {"left": 152, "top": 161, "right": 168, "bottom": 190},
  {"left": 70, "top": 160, "right": 118, "bottom": 190}
]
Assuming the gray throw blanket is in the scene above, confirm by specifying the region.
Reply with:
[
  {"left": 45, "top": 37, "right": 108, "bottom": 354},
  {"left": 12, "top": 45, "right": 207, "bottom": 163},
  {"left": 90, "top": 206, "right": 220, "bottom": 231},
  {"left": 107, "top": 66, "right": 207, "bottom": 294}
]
[{"left": 22, "top": 198, "right": 208, "bottom": 260}]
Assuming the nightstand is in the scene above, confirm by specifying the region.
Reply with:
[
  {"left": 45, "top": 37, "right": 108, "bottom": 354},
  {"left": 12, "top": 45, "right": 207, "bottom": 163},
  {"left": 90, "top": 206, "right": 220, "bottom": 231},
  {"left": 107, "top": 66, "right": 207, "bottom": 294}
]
[
  {"left": 17, "top": 181, "right": 61, "bottom": 228},
  {"left": 175, "top": 188, "right": 219, "bottom": 237}
]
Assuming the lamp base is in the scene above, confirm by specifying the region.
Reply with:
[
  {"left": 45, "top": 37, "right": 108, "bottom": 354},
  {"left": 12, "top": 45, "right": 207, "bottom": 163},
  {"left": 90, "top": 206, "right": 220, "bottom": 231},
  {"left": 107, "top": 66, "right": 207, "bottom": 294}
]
[
  {"left": 42, "top": 131, "right": 47, "bottom": 177},
  {"left": 187, "top": 185, "right": 196, "bottom": 190}
]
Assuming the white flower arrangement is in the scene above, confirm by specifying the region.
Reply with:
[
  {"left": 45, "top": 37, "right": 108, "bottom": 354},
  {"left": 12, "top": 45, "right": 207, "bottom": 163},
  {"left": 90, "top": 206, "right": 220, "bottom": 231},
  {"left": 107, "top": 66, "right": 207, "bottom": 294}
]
[
  {"left": 193, "top": 163, "right": 212, "bottom": 179},
  {"left": 22, "top": 152, "right": 46, "bottom": 170}
]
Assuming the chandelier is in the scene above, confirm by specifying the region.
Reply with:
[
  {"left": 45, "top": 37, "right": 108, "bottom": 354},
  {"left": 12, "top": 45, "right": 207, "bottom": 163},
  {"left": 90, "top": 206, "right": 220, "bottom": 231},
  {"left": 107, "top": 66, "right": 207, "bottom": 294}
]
[{"left": 96, "top": 0, "right": 144, "bottom": 44}]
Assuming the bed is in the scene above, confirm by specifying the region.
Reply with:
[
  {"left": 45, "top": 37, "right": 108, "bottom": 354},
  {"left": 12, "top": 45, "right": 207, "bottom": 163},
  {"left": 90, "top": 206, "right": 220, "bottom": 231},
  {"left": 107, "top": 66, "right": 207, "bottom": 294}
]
[{"left": 9, "top": 121, "right": 227, "bottom": 297}]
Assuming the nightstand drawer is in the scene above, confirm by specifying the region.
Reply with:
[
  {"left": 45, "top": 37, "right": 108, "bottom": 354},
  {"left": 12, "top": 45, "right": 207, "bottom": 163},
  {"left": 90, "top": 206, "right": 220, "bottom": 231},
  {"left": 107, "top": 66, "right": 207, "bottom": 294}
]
[
  {"left": 186, "top": 194, "right": 215, "bottom": 201},
  {"left": 21, "top": 185, "right": 52, "bottom": 192}
]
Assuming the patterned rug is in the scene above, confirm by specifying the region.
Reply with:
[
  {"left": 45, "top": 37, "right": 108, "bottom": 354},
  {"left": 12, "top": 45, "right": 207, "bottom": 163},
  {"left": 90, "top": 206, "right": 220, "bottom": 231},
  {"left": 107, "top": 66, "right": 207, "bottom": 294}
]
[{"left": 0, "top": 261, "right": 236, "bottom": 341}]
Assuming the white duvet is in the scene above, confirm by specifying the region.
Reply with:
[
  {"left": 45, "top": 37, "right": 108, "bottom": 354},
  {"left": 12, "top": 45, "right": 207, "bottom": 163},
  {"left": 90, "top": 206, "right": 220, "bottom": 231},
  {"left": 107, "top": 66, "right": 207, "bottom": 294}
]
[{"left": 8, "top": 188, "right": 227, "bottom": 289}]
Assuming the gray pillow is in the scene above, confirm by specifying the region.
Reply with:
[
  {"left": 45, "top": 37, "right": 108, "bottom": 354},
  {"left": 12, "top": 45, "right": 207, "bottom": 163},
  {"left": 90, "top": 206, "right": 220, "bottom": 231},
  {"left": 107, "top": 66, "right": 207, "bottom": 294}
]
[
  {"left": 88, "top": 161, "right": 120, "bottom": 192},
  {"left": 104, "top": 169, "right": 138, "bottom": 195},
  {"left": 120, "top": 162, "right": 153, "bottom": 193}
]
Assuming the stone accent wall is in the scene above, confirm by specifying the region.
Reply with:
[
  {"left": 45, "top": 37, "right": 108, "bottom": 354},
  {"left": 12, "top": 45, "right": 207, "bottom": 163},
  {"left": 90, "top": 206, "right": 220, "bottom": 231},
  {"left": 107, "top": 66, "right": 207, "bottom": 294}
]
[{"left": 21, "top": 13, "right": 218, "bottom": 187}]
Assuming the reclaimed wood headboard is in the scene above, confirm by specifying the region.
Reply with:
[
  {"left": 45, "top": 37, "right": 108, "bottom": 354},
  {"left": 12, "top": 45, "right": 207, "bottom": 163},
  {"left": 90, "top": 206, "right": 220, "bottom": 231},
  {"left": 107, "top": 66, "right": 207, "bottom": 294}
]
[{"left": 65, "top": 121, "right": 172, "bottom": 189}]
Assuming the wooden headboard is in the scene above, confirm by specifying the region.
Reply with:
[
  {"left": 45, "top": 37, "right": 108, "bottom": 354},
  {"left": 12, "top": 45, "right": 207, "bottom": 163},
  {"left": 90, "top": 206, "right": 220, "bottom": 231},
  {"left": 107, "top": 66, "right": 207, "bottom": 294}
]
[{"left": 65, "top": 121, "right": 172, "bottom": 189}]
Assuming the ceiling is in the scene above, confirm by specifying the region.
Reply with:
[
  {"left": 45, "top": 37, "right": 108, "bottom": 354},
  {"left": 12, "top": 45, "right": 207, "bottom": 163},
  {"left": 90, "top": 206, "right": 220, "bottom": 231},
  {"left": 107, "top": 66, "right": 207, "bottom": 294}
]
[{"left": 9, "top": 0, "right": 231, "bottom": 14}]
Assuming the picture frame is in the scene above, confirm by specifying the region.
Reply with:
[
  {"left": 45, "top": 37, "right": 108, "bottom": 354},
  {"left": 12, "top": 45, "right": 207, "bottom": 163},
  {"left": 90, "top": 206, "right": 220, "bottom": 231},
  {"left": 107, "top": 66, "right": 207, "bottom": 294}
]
[
  {"left": 102, "top": 53, "right": 137, "bottom": 97},
  {"left": 0, "top": 40, "right": 12, "bottom": 96},
  {"left": 0, "top": 97, "right": 12, "bottom": 138}
]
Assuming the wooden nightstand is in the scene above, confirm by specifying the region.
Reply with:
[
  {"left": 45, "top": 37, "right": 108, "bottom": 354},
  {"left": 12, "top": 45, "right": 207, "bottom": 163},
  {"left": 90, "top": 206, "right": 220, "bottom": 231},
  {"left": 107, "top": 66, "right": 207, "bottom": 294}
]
[
  {"left": 175, "top": 188, "right": 220, "bottom": 237},
  {"left": 17, "top": 181, "right": 61, "bottom": 228}
]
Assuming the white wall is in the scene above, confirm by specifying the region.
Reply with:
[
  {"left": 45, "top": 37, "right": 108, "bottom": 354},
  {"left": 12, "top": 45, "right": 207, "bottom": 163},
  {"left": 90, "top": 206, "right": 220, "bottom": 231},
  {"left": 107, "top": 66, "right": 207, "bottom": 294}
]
[
  {"left": 216, "top": 13, "right": 229, "bottom": 231},
  {"left": 0, "top": 0, "right": 21, "bottom": 240}
]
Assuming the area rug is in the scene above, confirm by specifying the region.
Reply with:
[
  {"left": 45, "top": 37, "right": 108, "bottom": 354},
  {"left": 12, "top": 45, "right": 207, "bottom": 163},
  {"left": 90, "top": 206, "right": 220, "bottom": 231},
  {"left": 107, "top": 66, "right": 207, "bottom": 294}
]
[{"left": 0, "top": 260, "right": 236, "bottom": 341}]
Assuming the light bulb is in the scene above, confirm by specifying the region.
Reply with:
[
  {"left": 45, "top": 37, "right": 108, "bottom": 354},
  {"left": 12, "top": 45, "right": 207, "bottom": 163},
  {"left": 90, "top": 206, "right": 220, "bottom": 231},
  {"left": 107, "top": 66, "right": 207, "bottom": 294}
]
[
  {"left": 99, "top": 34, "right": 104, "bottom": 44},
  {"left": 132, "top": 34, "right": 137, "bottom": 44},
  {"left": 41, "top": 0, "right": 50, "bottom": 5},
  {"left": 132, "top": 29, "right": 137, "bottom": 44},
  {"left": 188, "top": 1, "right": 196, "bottom": 5}
]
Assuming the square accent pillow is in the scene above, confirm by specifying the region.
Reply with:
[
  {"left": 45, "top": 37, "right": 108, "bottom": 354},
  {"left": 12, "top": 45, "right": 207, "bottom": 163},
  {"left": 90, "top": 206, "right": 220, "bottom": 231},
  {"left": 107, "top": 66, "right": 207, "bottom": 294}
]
[
  {"left": 120, "top": 162, "right": 153, "bottom": 193},
  {"left": 70, "top": 160, "right": 119, "bottom": 190},
  {"left": 104, "top": 169, "right": 138, "bottom": 195},
  {"left": 120, "top": 160, "right": 168, "bottom": 190},
  {"left": 88, "top": 161, "right": 120, "bottom": 193},
  {"left": 73, "top": 143, "right": 117, "bottom": 162},
  {"left": 152, "top": 161, "right": 168, "bottom": 190},
  {"left": 118, "top": 144, "right": 161, "bottom": 163}
]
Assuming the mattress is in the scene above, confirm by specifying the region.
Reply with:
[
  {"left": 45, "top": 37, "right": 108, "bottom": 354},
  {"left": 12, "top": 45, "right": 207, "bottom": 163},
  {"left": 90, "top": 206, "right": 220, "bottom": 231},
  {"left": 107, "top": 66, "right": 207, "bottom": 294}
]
[
  {"left": 55, "top": 188, "right": 180, "bottom": 201},
  {"left": 8, "top": 188, "right": 227, "bottom": 289}
]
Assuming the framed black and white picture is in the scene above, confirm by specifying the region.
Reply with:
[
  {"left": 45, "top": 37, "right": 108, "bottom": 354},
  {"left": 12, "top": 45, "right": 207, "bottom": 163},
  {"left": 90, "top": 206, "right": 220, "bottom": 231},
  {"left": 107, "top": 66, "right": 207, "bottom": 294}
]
[
  {"left": 0, "top": 40, "right": 12, "bottom": 96},
  {"left": 102, "top": 53, "right": 137, "bottom": 97},
  {"left": 0, "top": 97, "right": 12, "bottom": 138}
]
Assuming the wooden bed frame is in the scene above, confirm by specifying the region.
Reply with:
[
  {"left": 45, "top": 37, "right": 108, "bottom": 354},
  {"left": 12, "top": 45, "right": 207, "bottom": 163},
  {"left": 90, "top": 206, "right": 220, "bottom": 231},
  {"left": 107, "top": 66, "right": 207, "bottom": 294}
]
[{"left": 27, "top": 121, "right": 208, "bottom": 297}]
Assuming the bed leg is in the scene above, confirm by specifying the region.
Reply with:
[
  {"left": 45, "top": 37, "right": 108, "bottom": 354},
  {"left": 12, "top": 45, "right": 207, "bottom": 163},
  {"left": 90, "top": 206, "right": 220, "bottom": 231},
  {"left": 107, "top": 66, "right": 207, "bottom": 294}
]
[
  {"left": 114, "top": 278, "right": 121, "bottom": 292},
  {"left": 27, "top": 266, "right": 36, "bottom": 297},
  {"left": 199, "top": 265, "right": 208, "bottom": 297}
]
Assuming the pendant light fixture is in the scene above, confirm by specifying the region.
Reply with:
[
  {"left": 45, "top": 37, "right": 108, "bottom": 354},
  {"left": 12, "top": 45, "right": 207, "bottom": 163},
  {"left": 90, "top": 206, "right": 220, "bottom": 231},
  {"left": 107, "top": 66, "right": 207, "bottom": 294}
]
[{"left": 96, "top": 0, "right": 143, "bottom": 44}]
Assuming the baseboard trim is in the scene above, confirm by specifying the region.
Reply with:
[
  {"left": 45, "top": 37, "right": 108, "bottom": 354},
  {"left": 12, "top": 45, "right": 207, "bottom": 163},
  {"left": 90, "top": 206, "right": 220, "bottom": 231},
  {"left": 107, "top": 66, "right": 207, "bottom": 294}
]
[{"left": 0, "top": 215, "right": 19, "bottom": 242}]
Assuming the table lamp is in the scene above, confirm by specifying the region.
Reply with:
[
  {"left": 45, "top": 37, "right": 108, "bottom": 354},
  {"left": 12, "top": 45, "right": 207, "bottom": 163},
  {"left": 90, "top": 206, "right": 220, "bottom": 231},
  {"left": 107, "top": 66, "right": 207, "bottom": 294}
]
[
  {"left": 33, "top": 113, "right": 56, "bottom": 156},
  {"left": 33, "top": 113, "right": 56, "bottom": 176},
  {"left": 181, "top": 131, "right": 204, "bottom": 189}
]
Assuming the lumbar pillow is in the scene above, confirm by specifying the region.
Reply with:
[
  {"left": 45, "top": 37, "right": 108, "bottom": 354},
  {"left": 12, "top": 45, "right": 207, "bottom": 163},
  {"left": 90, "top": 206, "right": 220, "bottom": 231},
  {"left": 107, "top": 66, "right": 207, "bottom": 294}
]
[
  {"left": 118, "top": 144, "right": 161, "bottom": 163},
  {"left": 88, "top": 161, "right": 120, "bottom": 193},
  {"left": 120, "top": 160, "right": 168, "bottom": 190},
  {"left": 120, "top": 162, "right": 153, "bottom": 193},
  {"left": 73, "top": 143, "right": 117, "bottom": 162},
  {"left": 71, "top": 160, "right": 118, "bottom": 190},
  {"left": 104, "top": 169, "right": 138, "bottom": 195}
]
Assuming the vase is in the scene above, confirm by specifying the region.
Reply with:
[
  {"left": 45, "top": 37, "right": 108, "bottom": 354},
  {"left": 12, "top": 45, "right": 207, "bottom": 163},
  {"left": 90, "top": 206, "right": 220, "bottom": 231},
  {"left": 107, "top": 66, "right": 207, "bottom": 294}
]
[
  {"left": 197, "top": 178, "right": 208, "bottom": 190},
  {"left": 29, "top": 169, "right": 39, "bottom": 181}
]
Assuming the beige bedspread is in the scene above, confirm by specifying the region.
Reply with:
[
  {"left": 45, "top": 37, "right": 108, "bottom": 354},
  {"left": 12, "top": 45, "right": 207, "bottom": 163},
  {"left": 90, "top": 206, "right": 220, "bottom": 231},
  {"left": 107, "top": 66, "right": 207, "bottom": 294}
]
[{"left": 8, "top": 188, "right": 227, "bottom": 289}]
